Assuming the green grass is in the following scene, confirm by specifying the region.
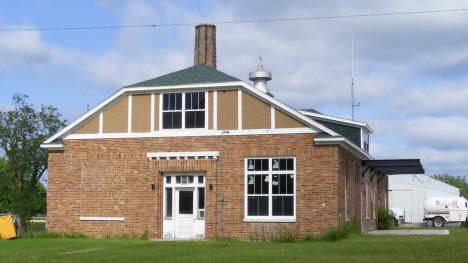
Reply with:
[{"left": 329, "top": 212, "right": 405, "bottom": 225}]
[
  {"left": 25, "top": 223, "right": 47, "bottom": 234},
  {"left": 1, "top": 227, "right": 467, "bottom": 262}
]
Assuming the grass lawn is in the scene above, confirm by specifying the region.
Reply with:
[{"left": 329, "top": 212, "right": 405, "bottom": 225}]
[{"left": 1, "top": 225, "right": 468, "bottom": 262}]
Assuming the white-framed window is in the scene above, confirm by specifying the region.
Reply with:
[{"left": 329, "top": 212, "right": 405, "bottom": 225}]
[
  {"left": 244, "top": 157, "right": 296, "bottom": 221},
  {"left": 161, "top": 91, "right": 206, "bottom": 129}
]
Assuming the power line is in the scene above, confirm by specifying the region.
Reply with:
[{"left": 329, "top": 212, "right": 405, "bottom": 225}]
[{"left": 1, "top": 7, "right": 468, "bottom": 32}]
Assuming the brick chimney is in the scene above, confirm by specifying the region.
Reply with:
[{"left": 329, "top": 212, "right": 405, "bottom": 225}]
[{"left": 194, "top": 24, "right": 216, "bottom": 68}]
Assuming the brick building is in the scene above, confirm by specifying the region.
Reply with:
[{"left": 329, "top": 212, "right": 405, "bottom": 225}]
[{"left": 41, "top": 24, "right": 423, "bottom": 239}]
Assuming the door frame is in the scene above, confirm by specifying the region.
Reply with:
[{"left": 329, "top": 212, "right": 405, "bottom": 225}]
[{"left": 162, "top": 173, "right": 206, "bottom": 240}]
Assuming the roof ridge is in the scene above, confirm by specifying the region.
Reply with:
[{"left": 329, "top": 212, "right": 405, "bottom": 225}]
[{"left": 125, "top": 64, "right": 239, "bottom": 88}]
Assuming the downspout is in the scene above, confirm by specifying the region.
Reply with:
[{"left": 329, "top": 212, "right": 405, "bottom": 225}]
[{"left": 218, "top": 130, "right": 229, "bottom": 238}]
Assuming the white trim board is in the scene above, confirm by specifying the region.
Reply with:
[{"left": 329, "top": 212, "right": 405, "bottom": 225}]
[
  {"left": 61, "top": 127, "right": 317, "bottom": 141},
  {"left": 238, "top": 89, "right": 242, "bottom": 130},
  {"left": 80, "top": 217, "right": 124, "bottom": 221},
  {"left": 128, "top": 94, "right": 132, "bottom": 133},
  {"left": 42, "top": 81, "right": 338, "bottom": 145},
  {"left": 150, "top": 93, "right": 155, "bottom": 132},
  {"left": 147, "top": 151, "right": 219, "bottom": 160},
  {"left": 314, "top": 136, "right": 374, "bottom": 160}
]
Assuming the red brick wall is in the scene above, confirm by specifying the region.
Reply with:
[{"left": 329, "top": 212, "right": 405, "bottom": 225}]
[
  {"left": 47, "top": 134, "right": 381, "bottom": 239},
  {"left": 337, "top": 147, "right": 361, "bottom": 225}
]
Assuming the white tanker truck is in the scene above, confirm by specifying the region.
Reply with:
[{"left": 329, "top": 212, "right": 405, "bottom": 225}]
[{"left": 423, "top": 197, "right": 468, "bottom": 227}]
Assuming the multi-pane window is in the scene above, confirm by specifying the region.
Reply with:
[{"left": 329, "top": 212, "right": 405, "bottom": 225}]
[
  {"left": 162, "top": 92, "right": 206, "bottom": 129},
  {"left": 185, "top": 92, "right": 205, "bottom": 128},
  {"left": 245, "top": 157, "right": 295, "bottom": 219},
  {"left": 198, "top": 187, "right": 205, "bottom": 218},
  {"left": 162, "top": 93, "right": 182, "bottom": 129}
]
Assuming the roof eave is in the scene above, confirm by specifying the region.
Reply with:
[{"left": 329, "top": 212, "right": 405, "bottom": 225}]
[
  {"left": 314, "top": 136, "right": 374, "bottom": 160},
  {"left": 43, "top": 81, "right": 244, "bottom": 144},
  {"left": 299, "top": 110, "right": 374, "bottom": 133},
  {"left": 43, "top": 80, "right": 339, "bottom": 145}
]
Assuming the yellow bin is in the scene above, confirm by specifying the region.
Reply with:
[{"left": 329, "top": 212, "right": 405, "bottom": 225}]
[{"left": 0, "top": 216, "right": 17, "bottom": 240}]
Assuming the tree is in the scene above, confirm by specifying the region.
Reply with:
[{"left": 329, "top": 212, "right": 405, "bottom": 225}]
[
  {"left": 0, "top": 94, "right": 66, "bottom": 233},
  {"left": 0, "top": 157, "right": 14, "bottom": 212},
  {"left": 432, "top": 174, "right": 468, "bottom": 199}
]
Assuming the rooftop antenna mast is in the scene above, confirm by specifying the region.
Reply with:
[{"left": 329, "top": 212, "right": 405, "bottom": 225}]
[{"left": 351, "top": 35, "right": 360, "bottom": 120}]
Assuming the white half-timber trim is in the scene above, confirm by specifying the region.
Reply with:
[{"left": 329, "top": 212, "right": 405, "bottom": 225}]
[
  {"left": 159, "top": 94, "right": 163, "bottom": 132},
  {"left": 150, "top": 93, "right": 155, "bottom": 132},
  {"left": 314, "top": 136, "right": 373, "bottom": 160},
  {"left": 99, "top": 112, "right": 103, "bottom": 134},
  {"left": 42, "top": 81, "right": 338, "bottom": 145},
  {"left": 205, "top": 91, "right": 209, "bottom": 130},
  {"left": 238, "top": 89, "right": 242, "bottom": 130},
  {"left": 213, "top": 90, "right": 217, "bottom": 129},
  {"left": 243, "top": 218, "right": 296, "bottom": 223},
  {"left": 147, "top": 151, "right": 219, "bottom": 161},
  {"left": 80, "top": 217, "right": 124, "bottom": 221},
  {"left": 64, "top": 127, "right": 316, "bottom": 140},
  {"left": 270, "top": 105, "right": 275, "bottom": 129},
  {"left": 128, "top": 94, "right": 132, "bottom": 133}
]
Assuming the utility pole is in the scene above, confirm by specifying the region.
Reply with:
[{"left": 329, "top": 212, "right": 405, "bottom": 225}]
[{"left": 351, "top": 35, "right": 360, "bottom": 120}]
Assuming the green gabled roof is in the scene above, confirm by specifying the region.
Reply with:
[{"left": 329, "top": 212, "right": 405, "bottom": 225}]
[
  {"left": 315, "top": 119, "right": 361, "bottom": 147},
  {"left": 125, "top": 64, "right": 240, "bottom": 88},
  {"left": 305, "top": 115, "right": 361, "bottom": 147}
]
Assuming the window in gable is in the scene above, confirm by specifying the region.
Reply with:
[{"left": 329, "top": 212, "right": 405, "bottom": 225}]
[
  {"left": 162, "top": 93, "right": 182, "bottom": 129},
  {"left": 162, "top": 91, "right": 206, "bottom": 129}
]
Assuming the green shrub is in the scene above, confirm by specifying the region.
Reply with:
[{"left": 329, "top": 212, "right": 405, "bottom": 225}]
[
  {"left": 63, "top": 232, "right": 88, "bottom": 239},
  {"left": 378, "top": 208, "right": 394, "bottom": 230},
  {"left": 140, "top": 228, "right": 148, "bottom": 240},
  {"left": 269, "top": 231, "right": 296, "bottom": 243},
  {"left": 322, "top": 220, "right": 360, "bottom": 242},
  {"left": 248, "top": 227, "right": 297, "bottom": 242}
]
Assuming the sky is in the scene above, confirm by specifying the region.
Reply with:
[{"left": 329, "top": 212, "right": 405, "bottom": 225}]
[{"left": 1, "top": 0, "right": 468, "bottom": 176}]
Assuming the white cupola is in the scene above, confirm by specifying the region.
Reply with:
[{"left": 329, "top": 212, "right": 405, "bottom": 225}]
[{"left": 249, "top": 58, "right": 273, "bottom": 96}]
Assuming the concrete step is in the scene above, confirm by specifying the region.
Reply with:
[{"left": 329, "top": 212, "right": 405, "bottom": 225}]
[{"left": 367, "top": 230, "right": 450, "bottom": 235}]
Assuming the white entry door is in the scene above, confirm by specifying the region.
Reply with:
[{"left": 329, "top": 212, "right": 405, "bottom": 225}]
[
  {"left": 175, "top": 189, "right": 195, "bottom": 239},
  {"left": 163, "top": 175, "right": 205, "bottom": 240}
]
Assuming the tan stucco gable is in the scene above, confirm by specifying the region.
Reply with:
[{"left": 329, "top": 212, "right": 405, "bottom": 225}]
[
  {"left": 103, "top": 96, "right": 128, "bottom": 133},
  {"left": 242, "top": 91, "right": 270, "bottom": 129}
]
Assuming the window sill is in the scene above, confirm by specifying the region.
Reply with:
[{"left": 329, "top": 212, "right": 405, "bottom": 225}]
[
  {"left": 243, "top": 218, "right": 296, "bottom": 223},
  {"left": 161, "top": 128, "right": 207, "bottom": 131}
]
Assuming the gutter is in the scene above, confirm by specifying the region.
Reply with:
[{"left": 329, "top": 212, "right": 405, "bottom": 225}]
[
  {"left": 314, "top": 136, "right": 374, "bottom": 160},
  {"left": 40, "top": 141, "right": 65, "bottom": 150}
]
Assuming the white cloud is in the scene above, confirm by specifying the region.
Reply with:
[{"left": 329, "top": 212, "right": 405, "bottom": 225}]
[
  {"left": 0, "top": 1, "right": 191, "bottom": 89},
  {"left": 387, "top": 83, "right": 468, "bottom": 117},
  {"left": 398, "top": 116, "right": 468, "bottom": 150}
]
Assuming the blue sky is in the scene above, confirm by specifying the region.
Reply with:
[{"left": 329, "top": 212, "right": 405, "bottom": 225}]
[{"left": 1, "top": 0, "right": 468, "bottom": 176}]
